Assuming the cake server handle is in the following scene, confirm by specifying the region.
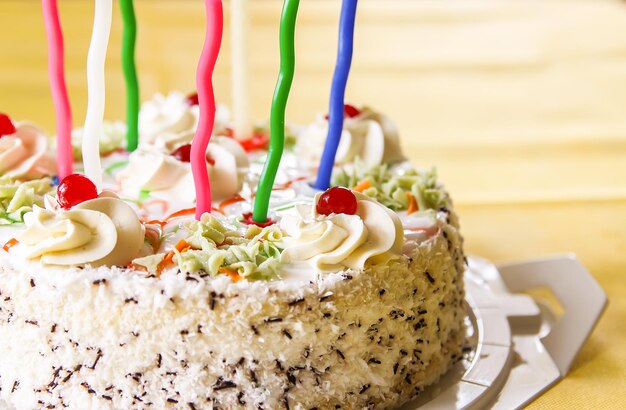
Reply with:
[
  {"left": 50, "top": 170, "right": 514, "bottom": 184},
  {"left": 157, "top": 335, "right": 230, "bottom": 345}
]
[{"left": 496, "top": 254, "right": 607, "bottom": 376}]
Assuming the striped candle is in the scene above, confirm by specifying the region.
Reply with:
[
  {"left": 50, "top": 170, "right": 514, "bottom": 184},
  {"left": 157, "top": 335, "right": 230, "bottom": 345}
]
[
  {"left": 252, "top": 0, "right": 300, "bottom": 223},
  {"left": 42, "top": 0, "right": 73, "bottom": 179},
  {"left": 314, "top": 0, "right": 358, "bottom": 191},
  {"left": 191, "top": 0, "right": 223, "bottom": 220}
]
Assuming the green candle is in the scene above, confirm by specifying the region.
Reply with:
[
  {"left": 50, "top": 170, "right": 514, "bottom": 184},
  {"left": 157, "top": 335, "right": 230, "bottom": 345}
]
[
  {"left": 252, "top": 0, "right": 299, "bottom": 223},
  {"left": 120, "top": 0, "right": 139, "bottom": 152}
]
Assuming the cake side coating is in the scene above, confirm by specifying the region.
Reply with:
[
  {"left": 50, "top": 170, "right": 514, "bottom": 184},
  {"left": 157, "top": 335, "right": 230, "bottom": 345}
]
[{"left": 0, "top": 211, "right": 464, "bottom": 410}]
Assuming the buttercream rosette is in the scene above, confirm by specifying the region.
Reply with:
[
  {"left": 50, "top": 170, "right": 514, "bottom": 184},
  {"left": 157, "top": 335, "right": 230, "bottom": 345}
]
[
  {"left": 138, "top": 92, "right": 230, "bottom": 146},
  {"left": 0, "top": 122, "right": 56, "bottom": 180},
  {"left": 118, "top": 136, "right": 249, "bottom": 203},
  {"left": 11, "top": 193, "right": 144, "bottom": 267},
  {"left": 280, "top": 191, "right": 404, "bottom": 271},
  {"left": 297, "top": 106, "right": 405, "bottom": 168}
]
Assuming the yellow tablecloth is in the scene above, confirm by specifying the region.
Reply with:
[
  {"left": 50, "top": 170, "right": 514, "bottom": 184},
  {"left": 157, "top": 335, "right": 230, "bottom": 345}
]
[{"left": 0, "top": 1, "right": 624, "bottom": 408}]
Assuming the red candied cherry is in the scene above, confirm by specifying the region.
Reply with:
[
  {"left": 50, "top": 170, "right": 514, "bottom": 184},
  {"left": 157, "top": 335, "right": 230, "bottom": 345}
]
[
  {"left": 239, "top": 132, "right": 269, "bottom": 152},
  {"left": 241, "top": 212, "right": 274, "bottom": 228},
  {"left": 324, "top": 104, "right": 361, "bottom": 121},
  {"left": 171, "top": 144, "right": 215, "bottom": 165},
  {"left": 171, "top": 144, "right": 192, "bottom": 162},
  {"left": 186, "top": 92, "right": 199, "bottom": 106},
  {"left": 0, "top": 113, "right": 17, "bottom": 137},
  {"left": 57, "top": 174, "right": 98, "bottom": 209},
  {"left": 316, "top": 186, "right": 358, "bottom": 216},
  {"left": 343, "top": 103, "right": 361, "bottom": 118}
]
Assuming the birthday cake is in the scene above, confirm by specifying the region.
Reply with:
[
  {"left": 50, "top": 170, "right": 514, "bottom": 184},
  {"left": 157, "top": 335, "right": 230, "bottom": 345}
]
[
  {"left": 0, "top": 95, "right": 466, "bottom": 409},
  {"left": 1, "top": 0, "right": 467, "bottom": 408}
]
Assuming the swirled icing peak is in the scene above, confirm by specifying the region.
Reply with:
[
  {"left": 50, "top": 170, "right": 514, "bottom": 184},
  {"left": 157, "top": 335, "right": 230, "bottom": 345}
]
[
  {"left": 13, "top": 194, "right": 144, "bottom": 267},
  {"left": 280, "top": 191, "right": 403, "bottom": 271},
  {"left": 118, "top": 136, "right": 249, "bottom": 202},
  {"left": 0, "top": 122, "right": 56, "bottom": 179},
  {"left": 138, "top": 92, "right": 230, "bottom": 147},
  {"left": 297, "top": 106, "right": 405, "bottom": 168}
]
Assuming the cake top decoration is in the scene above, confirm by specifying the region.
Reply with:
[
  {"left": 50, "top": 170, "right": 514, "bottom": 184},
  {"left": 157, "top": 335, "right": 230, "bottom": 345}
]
[{"left": 280, "top": 188, "right": 404, "bottom": 271}]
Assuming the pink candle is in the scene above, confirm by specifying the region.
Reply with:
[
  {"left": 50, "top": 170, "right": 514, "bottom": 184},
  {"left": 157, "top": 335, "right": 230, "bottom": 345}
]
[
  {"left": 192, "top": 0, "right": 223, "bottom": 220},
  {"left": 42, "top": 0, "right": 73, "bottom": 179}
]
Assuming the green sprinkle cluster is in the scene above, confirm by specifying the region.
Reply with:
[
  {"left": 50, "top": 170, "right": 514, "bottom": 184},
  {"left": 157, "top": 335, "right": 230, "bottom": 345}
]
[
  {"left": 133, "top": 214, "right": 283, "bottom": 281},
  {"left": 0, "top": 177, "right": 55, "bottom": 225},
  {"left": 332, "top": 160, "right": 449, "bottom": 212}
]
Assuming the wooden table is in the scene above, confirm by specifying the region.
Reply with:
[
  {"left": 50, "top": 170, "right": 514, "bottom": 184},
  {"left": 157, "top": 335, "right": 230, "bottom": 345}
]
[{"left": 0, "top": 1, "right": 624, "bottom": 408}]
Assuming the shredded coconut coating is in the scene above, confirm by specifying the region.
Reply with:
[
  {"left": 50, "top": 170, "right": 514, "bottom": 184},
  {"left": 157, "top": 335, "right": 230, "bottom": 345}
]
[{"left": 0, "top": 212, "right": 465, "bottom": 410}]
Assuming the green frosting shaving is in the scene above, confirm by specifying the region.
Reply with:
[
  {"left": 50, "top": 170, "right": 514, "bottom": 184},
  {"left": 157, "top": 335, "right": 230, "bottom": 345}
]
[
  {"left": 332, "top": 160, "right": 449, "bottom": 212},
  {"left": 0, "top": 177, "right": 54, "bottom": 225},
  {"left": 133, "top": 214, "right": 283, "bottom": 281},
  {"left": 70, "top": 121, "right": 127, "bottom": 160}
]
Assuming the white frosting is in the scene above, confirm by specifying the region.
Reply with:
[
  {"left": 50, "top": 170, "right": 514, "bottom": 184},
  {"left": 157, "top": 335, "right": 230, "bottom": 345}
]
[
  {"left": 118, "top": 136, "right": 249, "bottom": 202},
  {"left": 0, "top": 122, "right": 56, "bottom": 179},
  {"left": 139, "top": 92, "right": 230, "bottom": 147},
  {"left": 297, "top": 106, "right": 405, "bottom": 168},
  {"left": 280, "top": 192, "right": 404, "bottom": 270},
  {"left": 12, "top": 195, "right": 144, "bottom": 267}
]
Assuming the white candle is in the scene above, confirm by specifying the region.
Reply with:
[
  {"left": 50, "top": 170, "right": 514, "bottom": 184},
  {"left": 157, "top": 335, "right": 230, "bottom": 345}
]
[
  {"left": 83, "top": 0, "right": 112, "bottom": 191},
  {"left": 231, "top": 0, "right": 252, "bottom": 140}
]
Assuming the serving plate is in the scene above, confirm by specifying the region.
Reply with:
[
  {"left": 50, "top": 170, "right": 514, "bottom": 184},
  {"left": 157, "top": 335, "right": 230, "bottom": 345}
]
[{"left": 401, "top": 255, "right": 607, "bottom": 409}]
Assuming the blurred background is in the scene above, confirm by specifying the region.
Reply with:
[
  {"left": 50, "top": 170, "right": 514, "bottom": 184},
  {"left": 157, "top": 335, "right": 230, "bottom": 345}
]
[{"left": 0, "top": 1, "right": 625, "bottom": 408}]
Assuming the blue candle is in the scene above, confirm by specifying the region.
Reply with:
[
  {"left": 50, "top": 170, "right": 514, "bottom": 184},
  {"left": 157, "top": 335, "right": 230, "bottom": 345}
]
[{"left": 314, "top": 0, "right": 358, "bottom": 191}]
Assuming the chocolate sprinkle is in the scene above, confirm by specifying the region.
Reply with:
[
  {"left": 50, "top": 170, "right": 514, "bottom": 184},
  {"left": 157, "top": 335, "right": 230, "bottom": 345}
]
[
  {"left": 424, "top": 271, "right": 435, "bottom": 284},
  {"left": 237, "top": 392, "right": 246, "bottom": 405},
  {"left": 213, "top": 379, "right": 236, "bottom": 391},
  {"left": 275, "top": 359, "right": 284, "bottom": 371}
]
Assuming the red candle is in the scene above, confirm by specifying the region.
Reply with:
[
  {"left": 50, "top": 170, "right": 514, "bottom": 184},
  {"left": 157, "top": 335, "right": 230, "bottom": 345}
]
[{"left": 191, "top": 0, "right": 224, "bottom": 220}]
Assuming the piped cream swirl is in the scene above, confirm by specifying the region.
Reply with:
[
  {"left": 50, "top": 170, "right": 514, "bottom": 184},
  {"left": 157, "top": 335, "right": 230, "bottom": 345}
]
[
  {"left": 139, "top": 92, "right": 230, "bottom": 146},
  {"left": 297, "top": 106, "right": 405, "bottom": 168},
  {"left": 280, "top": 192, "right": 403, "bottom": 271},
  {"left": 119, "top": 136, "right": 249, "bottom": 202},
  {"left": 13, "top": 194, "right": 144, "bottom": 267},
  {"left": 0, "top": 123, "right": 56, "bottom": 179}
]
